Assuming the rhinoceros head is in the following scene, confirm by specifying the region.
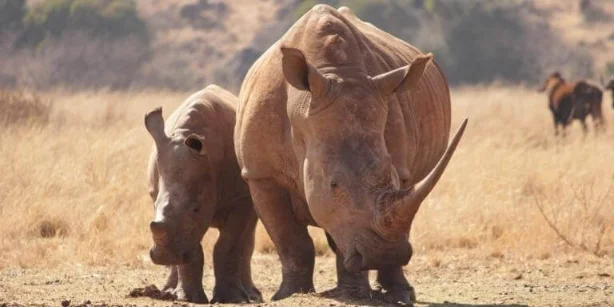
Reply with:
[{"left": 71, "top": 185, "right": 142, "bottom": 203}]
[
  {"left": 281, "top": 47, "right": 466, "bottom": 271},
  {"left": 144, "top": 107, "right": 217, "bottom": 266}
]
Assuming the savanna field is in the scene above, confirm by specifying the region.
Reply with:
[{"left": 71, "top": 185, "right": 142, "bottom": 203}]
[{"left": 0, "top": 86, "right": 613, "bottom": 306}]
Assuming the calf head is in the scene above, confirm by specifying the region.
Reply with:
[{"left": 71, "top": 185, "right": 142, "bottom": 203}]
[
  {"left": 539, "top": 71, "right": 564, "bottom": 93},
  {"left": 281, "top": 47, "right": 466, "bottom": 272},
  {"left": 144, "top": 108, "right": 218, "bottom": 266}
]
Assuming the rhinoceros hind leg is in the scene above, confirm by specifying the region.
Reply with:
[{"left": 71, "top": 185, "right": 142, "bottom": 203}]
[
  {"left": 325, "top": 232, "right": 371, "bottom": 294},
  {"left": 376, "top": 266, "right": 416, "bottom": 305},
  {"left": 248, "top": 179, "right": 316, "bottom": 301}
]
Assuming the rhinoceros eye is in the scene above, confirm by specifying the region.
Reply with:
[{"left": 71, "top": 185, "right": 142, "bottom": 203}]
[{"left": 193, "top": 207, "right": 200, "bottom": 213}]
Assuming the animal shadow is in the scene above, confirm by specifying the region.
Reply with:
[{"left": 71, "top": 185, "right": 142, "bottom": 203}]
[
  {"left": 421, "top": 301, "right": 528, "bottom": 307},
  {"left": 317, "top": 288, "right": 398, "bottom": 306},
  {"left": 318, "top": 287, "right": 434, "bottom": 306},
  {"left": 317, "top": 287, "right": 529, "bottom": 307}
]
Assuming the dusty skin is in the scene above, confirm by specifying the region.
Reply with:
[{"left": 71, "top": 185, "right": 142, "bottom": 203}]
[{"left": 1, "top": 252, "right": 613, "bottom": 306}]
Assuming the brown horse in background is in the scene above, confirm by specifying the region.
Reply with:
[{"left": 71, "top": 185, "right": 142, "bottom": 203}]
[{"left": 539, "top": 72, "right": 603, "bottom": 136}]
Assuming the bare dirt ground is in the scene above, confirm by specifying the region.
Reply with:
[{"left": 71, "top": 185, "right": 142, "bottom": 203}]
[{"left": 1, "top": 252, "right": 612, "bottom": 307}]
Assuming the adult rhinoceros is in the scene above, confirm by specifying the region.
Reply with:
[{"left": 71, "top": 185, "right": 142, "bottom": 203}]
[{"left": 235, "top": 5, "right": 467, "bottom": 304}]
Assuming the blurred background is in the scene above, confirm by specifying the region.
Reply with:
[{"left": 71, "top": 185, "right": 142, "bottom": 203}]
[{"left": 1, "top": 0, "right": 613, "bottom": 92}]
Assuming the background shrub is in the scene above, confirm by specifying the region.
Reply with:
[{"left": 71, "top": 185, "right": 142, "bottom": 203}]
[
  {"left": 0, "top": 0, "right": 27, "bottom": 32},
  {"left": 17, "top": 0, "right": 148, "bottom": 48}
]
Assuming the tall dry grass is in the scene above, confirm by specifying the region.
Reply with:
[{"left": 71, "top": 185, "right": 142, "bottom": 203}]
[{"left": 0, "top": 86, "right": 613, "bottom": 269}]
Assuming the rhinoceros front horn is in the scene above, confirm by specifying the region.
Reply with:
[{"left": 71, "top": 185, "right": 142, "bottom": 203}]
[{"left": 376, "top": 119, "right": 468, "bottom": 235}]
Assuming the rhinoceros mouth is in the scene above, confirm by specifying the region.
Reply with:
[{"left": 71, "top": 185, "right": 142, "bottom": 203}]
[{"left": 149, "top": 244, "right": 195, "bottom": 265}]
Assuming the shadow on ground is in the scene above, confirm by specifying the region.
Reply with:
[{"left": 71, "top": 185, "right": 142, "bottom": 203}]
[
  {"left": 420, "top": 301, "right": 528, "bottom": 307},
  {"left": 318, "top": 288, "right": 401, "bottom": 306},
  {"left": 317, "top": 288, "right": 530, "bottom": 307}
]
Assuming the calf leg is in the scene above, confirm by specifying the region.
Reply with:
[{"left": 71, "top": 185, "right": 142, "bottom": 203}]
[
  {"left": 325, "top": 232, "right": 370, "bottom": 294},
  {"left": 211, "top": 201, "right": 262, "bottom": 303},
  {"left": 173, "top": 246, "right": 208, "bottom": 303},
  {"left": 248, "top": 178, "right": 315, "bottom": 301}
]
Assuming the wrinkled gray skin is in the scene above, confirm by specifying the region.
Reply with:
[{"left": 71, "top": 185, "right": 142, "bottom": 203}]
[
  {"left": 235, "top": 5, "right": 467, "bottom": 306},
  {"left": 145, "top": 85, "right": 262, "bottom": 303}
]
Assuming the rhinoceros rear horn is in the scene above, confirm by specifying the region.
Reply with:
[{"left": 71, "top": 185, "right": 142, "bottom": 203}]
[
  {"left": 373, "top": 53, "right": 433, "bottom": 96},
  {"left": 144, "top": 107, "right": 168, "bottom": 146}
]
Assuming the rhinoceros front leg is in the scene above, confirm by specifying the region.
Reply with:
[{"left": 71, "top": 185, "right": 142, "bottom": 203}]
[
  {"left": 248, "top": 178, "right": 315, "bottom": 301},
  {"left": 376, "top": 266, "right": 416, "bottom": 305},
  {"left": 173, "top": 246, "right": 208, "bottom": 303},
  {"left": 211, "top": 201, "right": 262, "bottom": 303},
  {"left": 324, "top": 232, "right": 370, "bottom": 295}
]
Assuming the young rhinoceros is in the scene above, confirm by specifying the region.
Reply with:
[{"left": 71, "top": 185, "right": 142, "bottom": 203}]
[{"left": 144, "top": 85, "right": 262, "bottom": 303}]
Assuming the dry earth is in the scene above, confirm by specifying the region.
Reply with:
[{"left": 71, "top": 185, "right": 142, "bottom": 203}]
[{"left": 1, "top": 252, "right": 613, "bottom": 306}]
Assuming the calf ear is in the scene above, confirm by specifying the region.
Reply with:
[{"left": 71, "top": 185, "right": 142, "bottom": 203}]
[
  {"left": 373, "top": 53, "right": 433, "bottom": 97},
  {"left": 281, "top": 47, "right": 328, "bottom": 97},
  {"left": 145, "top": 107, "right": 168, "bottom": 145},
  {"left": 184, "top": 134, "right": 207, "bottom": 155}
]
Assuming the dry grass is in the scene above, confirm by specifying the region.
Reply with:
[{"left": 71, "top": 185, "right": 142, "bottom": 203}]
[
  {"left": 0, "top": 90, "right": 52, "bottom": 126},
  {"left": 1, "top": 86, "right": 613, "bottom": 270}
]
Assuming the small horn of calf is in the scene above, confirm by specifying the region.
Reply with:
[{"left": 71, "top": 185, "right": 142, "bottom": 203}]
[{"left": 377, "top": 119, "right": 468, "bottom": 232}]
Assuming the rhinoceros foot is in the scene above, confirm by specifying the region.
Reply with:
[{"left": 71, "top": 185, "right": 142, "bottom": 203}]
[
  {"left": 319, "top": 284, "right": 374, "bottom": 300},
  {"left": 245, "top": 284, "right": 264, "bottom": 303},
  {"left": 379, "top": 283, "right": 416, "bottom": 306},
  {"left": 271, "top": 278, "right": 315, "bottom": 301},
  {"left": 211, "top": 284, "right": 245, "bottom": 303},
  {"left": 174, "top": 285, "right": 208, "bottom": 304},
  {"left": 211, "top": 282, "right": 261, "bottom": 303}
]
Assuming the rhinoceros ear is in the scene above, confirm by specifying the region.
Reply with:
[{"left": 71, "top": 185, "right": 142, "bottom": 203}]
[
  {"left": 281, "top": 47, "right": 327, "bottom": 97},
  {"left": 184, "top": 134, "right": 207, "bottom": 156},
  {"left": 373, "top": 53, "right": 433, "bottom": 97},
  {"left": 145, "top": 107, "right": 168, "bottom": 146}
]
